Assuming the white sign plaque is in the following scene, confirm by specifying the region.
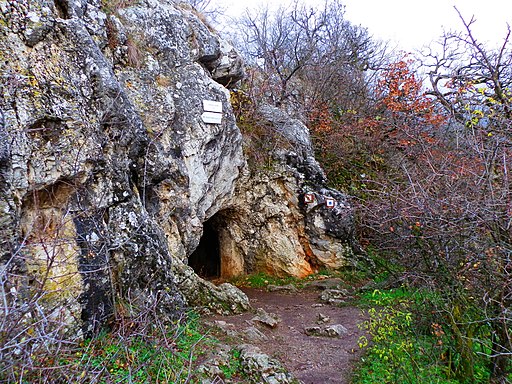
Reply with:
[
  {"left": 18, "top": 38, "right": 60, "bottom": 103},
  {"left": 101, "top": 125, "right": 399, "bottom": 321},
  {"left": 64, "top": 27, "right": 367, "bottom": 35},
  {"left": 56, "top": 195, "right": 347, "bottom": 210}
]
[
  {"left": 203, "top": 100, "right": 223, "bottom": 113},
  {"left": 325, "top": 197, "right": 336, "bottom": 209},
  {"left": 201, "top": 111, "right": 223, "bottom": 124},
  {"left": 304, "top": 193, "right": 315, "bottom": 204},
  {"left": 201, "top": 99, "right": 223, "bottom": 124}
]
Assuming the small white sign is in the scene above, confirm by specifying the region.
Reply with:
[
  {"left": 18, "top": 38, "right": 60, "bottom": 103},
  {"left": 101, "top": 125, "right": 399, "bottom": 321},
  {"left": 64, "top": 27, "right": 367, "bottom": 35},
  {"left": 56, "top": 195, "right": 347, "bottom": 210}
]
[
  {"left": 203, "top": 100, "right": 223, "bottom": 113},
  {"left": 304, "top": 193, "right": 315, "bottom": 204},
  {"left": 201, "top": 111, "right": 223, "bottom": 124},
  {"left": 325, "top": 197, "right": 336, "bottom": 208}
]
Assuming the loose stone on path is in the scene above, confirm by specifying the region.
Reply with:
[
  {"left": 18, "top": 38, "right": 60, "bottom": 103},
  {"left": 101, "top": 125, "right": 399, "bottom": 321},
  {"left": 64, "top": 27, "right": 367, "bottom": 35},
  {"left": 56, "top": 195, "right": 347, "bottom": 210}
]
[{"left": 252, "top": 308, "right": 282, "bottom": 328}]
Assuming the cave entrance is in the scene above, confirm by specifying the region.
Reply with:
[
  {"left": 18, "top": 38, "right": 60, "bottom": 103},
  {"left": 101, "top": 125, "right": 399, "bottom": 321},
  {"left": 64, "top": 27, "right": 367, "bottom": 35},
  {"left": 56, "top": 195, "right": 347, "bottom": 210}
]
[
  {"left": 189, "top": 218, "right": 220, "bottom": 278},
  {"left": 188, "top": 211, "right": 244, "bottom": 280}
]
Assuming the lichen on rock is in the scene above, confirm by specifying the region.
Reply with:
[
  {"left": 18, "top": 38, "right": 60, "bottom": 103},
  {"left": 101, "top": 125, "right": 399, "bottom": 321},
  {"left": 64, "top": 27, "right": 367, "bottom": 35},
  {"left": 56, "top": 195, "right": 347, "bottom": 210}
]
[
  {"left": 0, "top": 0, "right": 360, "bottom": 337},
  {"left": 0, "top": 0, "right": 248, "bottom": 333},
  {"left": 211, "top": 105, "right": 360, "bottom": 278}
]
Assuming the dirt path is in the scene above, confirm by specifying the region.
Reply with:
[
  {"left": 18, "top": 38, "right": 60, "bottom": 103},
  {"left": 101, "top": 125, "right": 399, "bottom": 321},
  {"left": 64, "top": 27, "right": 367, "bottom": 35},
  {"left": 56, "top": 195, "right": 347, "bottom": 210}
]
[{"left": 205, "top": 280, "right": 366, "bottom": 383}]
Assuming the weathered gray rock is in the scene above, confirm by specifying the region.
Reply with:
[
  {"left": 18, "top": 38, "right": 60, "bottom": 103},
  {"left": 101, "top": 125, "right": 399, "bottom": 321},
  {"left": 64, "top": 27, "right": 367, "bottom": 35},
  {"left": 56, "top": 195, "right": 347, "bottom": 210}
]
[
  {"left": 320, "top": 289, "right": 351, "bottom": 305},
  {"left": 316, "top": 313, "right": 331, "bottom": 324},
  {"left": 258, "top": 104, "right": 315, "bottom": 158},
  {"left": 304, "top": 324, "right": 348, "bottom": 338},
  {"left": 198, "top": 343, "right": 295, "bottom": 383},
  {"left": 173, "top": 262, "right": 249, "bottom": 314},
  {"left": 0, "top": 0, "right": 248, "bottom": 334},
  {"left": 206, "top": 320, "right": 239, "bottom": 338},
  {"left": 325, "top": 324, "right": 348, "bottom": 337},
  {"left": 238, "top": 344, "right": 296, "bottom": 384},
  {"left": 196, "top": 343, "right": 232, "bottom": 379},
  {"left": 243, "top": 326, "right": 269, "bottom": 342},
  {"left": 208, "top": 39, "right": 245, "bottom": 87},
  {"left": 252, "top": 307, "right": 281, "bottom": 328},
  {"left": 0, "top": 108, "right": 13, "bottom": 260}
]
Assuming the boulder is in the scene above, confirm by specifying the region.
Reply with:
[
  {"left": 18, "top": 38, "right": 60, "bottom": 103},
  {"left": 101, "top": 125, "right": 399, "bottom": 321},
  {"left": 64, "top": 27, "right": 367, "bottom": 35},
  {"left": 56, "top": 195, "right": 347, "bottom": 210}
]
[
  {"left": 316, "top": 313, "right": 331, "bottom": 324},
  {"left": 238, "top": 344, "right": 296, "bottom": 384},
  {"left": 243, "top": 326, "right": 269, "bottom": 342},
  {"left": 252, "top": 308, "right": 281, "bottom": 328},
  {"left": 320, "top": 289, "right": 351, "bottom": 305},
  {"left": 304, "top": 324, "right": 348, "bottom": 338}
]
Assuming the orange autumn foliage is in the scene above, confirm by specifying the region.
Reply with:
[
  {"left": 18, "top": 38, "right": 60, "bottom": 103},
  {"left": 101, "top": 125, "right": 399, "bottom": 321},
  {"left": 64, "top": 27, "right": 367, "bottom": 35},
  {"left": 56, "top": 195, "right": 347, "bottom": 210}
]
[{"left": 377, "top": 58, "right": 446, "bottom": 134}]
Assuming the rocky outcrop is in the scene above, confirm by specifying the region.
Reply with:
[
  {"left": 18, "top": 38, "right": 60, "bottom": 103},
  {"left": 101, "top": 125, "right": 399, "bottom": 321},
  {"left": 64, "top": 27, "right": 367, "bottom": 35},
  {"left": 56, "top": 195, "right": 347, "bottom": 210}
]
[
  {"left": 212, "top": 105, "right": 358, "bottom": 278},
  {"left": 238, "top": 344, "right": 296, "bottom": 384},
  {"left": 197, "top": 343, "right": 297, "bottom": 384},
  {"left": 0, "top": 0, "right": 358, "bottom": 337},
  {"left": 0, "top": 0, "right": 248, "bottom": 334}
]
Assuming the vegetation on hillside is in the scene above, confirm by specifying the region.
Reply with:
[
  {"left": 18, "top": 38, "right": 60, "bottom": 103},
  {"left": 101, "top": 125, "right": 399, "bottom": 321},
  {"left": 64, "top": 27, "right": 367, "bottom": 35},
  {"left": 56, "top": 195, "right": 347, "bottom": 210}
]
[
  {"left": 228, "top": 1, "right": 512, "bottom": 382},
  {"left": 2, "top": 0, "right": 510, "bottom": 382}
]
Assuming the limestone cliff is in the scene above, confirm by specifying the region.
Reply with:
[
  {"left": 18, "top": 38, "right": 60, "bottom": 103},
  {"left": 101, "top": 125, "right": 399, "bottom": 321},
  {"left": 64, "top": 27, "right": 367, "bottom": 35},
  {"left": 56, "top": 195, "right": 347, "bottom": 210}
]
[
  {"left": 0, "top": 0, "right": 248, "bottom": 334},
  {"left": 214, "top": 105, "right": 357, "bottom": 279},
  {"left": 0, "top": 0, "right": 358, "bottom": 335}
]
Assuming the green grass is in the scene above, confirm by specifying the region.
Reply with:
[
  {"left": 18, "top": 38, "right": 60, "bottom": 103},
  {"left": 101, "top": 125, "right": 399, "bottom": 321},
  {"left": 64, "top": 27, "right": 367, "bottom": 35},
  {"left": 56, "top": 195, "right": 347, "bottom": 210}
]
[
  {"left": 356, "top": 286, "right": 440, "bottom": 307},
  {"left": 70, "top": 312, "right": 211, "bottom": 383},
  {"left": 5, "top": 312, "right": 228, "bottom": 383},
  {"left": 229, "top": 271, "right": 299, "bottom": 288},
  {"left": 229, "top": 268, "right": 368, "bottom": 289},
  {"left": 352, "top": 287, "right": 496, "bottom": 384}
]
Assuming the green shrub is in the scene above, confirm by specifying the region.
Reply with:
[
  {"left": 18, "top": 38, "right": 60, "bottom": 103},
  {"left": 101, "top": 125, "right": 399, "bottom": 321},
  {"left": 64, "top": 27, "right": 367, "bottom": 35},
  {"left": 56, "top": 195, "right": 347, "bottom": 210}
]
[
  {"left": 3, "top": 312, "right": 215, "bottom": 383},
  {"left": 353, "top": 288, "right": 490, "bottom": 384}
]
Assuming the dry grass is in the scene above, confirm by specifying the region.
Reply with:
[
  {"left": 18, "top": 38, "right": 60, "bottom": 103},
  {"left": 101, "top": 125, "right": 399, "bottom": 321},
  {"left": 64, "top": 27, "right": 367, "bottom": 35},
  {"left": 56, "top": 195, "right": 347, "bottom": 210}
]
[{"left": 126, "top": 35, "right": 143, "bottom": 68}]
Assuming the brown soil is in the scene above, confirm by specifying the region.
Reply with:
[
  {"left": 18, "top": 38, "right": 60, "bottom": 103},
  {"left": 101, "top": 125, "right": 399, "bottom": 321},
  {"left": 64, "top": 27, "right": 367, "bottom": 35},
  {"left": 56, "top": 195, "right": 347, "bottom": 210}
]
[{"left": 204, "top": 280, "right": 367, "bottom": 384}]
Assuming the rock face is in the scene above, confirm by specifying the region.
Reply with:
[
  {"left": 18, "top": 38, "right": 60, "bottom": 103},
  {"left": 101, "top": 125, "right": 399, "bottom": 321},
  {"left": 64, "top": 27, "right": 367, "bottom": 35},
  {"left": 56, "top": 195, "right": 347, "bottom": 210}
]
[
  {"left": 0, "top": 0, "right": 248, "bottom": 334},
  {"left": 238, "top": 344, "right": 296, "bottom": 384},
  {"left": 0, "top": 0, "right": 358, "bottom": 335},
  {"left": 211, "top": 105, "right": 358, "bottom": 278}
]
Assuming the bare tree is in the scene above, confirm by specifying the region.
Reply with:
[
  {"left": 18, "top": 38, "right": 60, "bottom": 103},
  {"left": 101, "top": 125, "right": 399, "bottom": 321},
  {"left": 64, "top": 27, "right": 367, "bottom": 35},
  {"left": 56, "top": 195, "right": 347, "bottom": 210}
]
[
  {"left": 233, "top": 0, "right": 386, "bottom": 116},
  {"left": 410, "top": 10, "right": 512, "bottom": 381},
  {"left": 308, "top": 9, "right": 511, "bottom": 379},
  {"left": 181, "top": 0, "right": 225, "bottom": 25}
]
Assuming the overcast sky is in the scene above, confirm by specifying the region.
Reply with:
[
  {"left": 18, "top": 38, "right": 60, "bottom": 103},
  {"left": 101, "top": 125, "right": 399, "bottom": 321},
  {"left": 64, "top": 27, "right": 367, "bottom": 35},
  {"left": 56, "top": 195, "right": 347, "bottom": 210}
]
[{"left": 216, "top": 0, "right": 512, "bottom": 52}]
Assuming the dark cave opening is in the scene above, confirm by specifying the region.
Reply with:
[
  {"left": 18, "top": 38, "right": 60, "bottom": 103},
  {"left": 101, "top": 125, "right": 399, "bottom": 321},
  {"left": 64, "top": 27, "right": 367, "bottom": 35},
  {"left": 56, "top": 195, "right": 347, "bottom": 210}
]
[{"left": 188, "top": 217, "right": 220, "bottom": 279}]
